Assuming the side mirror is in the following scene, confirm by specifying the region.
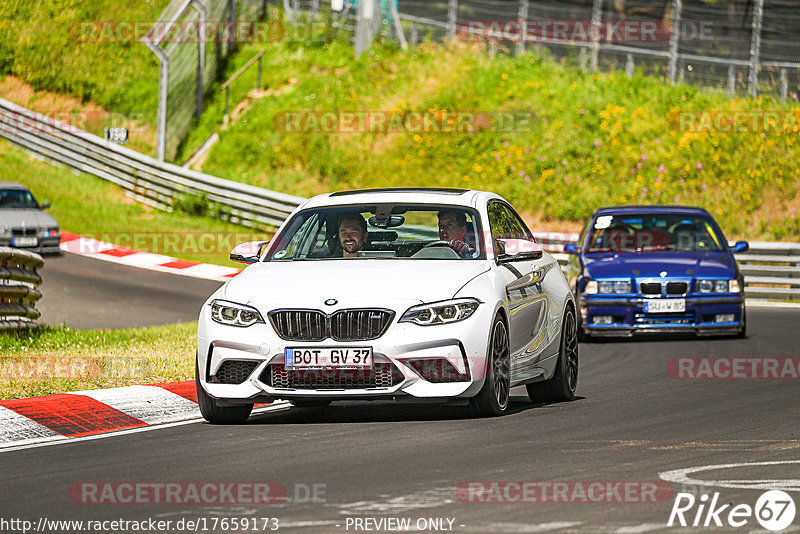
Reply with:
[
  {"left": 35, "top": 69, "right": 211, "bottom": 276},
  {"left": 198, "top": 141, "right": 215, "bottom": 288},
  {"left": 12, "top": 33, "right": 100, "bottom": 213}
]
[
  {"left": 230, "top": 241, "right": 268, "bottom": 264},
  {"left": 564, "top": 243, "right": 581, "bottom": 255},
  {"left": 497, "top": 238, "right": 543, "bottom": 262},
  {"left": 41, "top": 201, "right": 51, "bottom": 209},
  {"left": 732, "top": 241, "right": 749, "bottom": 254}
]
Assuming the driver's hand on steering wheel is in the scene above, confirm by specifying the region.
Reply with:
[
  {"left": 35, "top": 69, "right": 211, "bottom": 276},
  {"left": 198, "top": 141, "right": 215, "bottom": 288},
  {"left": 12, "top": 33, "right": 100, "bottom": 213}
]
[{"left": 449, "top": 239, "right": 474, "bottom": 255}]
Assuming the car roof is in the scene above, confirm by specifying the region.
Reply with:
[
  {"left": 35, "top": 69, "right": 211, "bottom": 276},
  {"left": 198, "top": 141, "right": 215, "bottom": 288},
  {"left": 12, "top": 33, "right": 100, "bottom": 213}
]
[
  {"left": 0, "top": 181, "right": 30, "bottom": 191},
  {"left": 591, "top": 205, "right": 712, "bottom": 217},
  {"left": 300, "top": 188, "right": 504, "bottom": 210}
]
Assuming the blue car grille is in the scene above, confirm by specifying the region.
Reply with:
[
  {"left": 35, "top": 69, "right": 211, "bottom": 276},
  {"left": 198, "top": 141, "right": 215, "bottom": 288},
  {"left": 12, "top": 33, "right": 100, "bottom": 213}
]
[{"left": 638, "top": 281, "right": 689, "bottom": 296}]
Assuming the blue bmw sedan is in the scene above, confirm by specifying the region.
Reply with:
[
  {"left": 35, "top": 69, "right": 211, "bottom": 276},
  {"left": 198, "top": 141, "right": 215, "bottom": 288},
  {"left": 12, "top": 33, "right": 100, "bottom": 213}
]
[{"left": 564, "top": 206, "right": 748, "bottom": 338}]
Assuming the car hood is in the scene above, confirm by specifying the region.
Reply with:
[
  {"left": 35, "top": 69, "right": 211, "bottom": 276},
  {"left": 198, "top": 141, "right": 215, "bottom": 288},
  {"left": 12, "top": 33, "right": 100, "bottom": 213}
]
[
  {"left": 222, "top": 260, "right": 491, "bottom": 310},
  {"left": 0, "top": 209, "right": 58, "bottom": 230},
  {"left": 583, "top": 251, "right": 737, "bottom": 279}
]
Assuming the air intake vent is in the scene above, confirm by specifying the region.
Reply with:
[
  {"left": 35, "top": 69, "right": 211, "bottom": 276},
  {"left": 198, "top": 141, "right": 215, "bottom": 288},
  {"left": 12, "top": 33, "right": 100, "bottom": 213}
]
[
  {"left": 262, "top": 363, "right": 404, "bottom": 389},
  {"left": 214, "top": 360, "right": 259, "bottom": 384}
]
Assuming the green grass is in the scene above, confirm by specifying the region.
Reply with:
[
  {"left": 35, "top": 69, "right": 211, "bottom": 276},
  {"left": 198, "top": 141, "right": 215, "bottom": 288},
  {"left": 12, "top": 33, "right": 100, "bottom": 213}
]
[
  {"left": 0, "top": 139, "right": 270, "bottom": 266},
  {"left": 189, "top": 29, "right": 800, "bottom": 241},
  {"left": 0, "top": 322, "right": 196, "bottom": 399},
  {"left": 0, "top": 0, "right": 169, "bottom": 125}
]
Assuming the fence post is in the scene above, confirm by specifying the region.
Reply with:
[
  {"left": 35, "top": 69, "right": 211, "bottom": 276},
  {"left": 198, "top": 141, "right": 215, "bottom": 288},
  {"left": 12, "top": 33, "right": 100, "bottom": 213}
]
[
  {"left": 517, "top": 0, "right": 529, "bottom": 55},
  {"left": 410, "top": 22, "right": 418, "bottom": 46},
  {"left": 354, "top": 0, "right": 376, "bottom": 57},
  {"left": 192, "top": 0, "right": 207, "bottom": 118},
  {"left": 145, "top": 42, "right": 169, "bottom": 161},
  {"left": 748, "top": 0, "right": 765, "bottom": 96},
  {"left": 625, "top": 53, "right": 634, "bottom": 78},
  {"left": 447, "top": 0, "right": 458, "bottom": 40},
  {"left": 668, "top": 0, "right": 682, "bottom": 84},
  {"left": 780, "top": 68, "right": 788, "bottom": 101},
  {"left": 311, "top": 0, "right": 319, "bottom": 20},
  {"left": 257, "top": 56, "right": 263, "bottom": 89},
  {"left": 590, "top": 0, "right": 603, "bottom": 71},
  {"left": 389, "top": 0, "right": 408, "bottom": 50},
  {"left": 727, "top": 65, "right": 735, "bottom": 96}
]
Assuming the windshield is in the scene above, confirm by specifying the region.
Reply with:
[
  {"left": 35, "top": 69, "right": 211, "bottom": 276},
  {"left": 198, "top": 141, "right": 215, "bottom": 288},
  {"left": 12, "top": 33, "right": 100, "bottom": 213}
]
[
  {"left": 585, "top": 213, "right": 727, "bottom": 253},
  {"left": 265, "top": 204, "right": 485, "bottom": 261},
  {"left": 0, "top": 189, "right": 39, "bottom": 209}
]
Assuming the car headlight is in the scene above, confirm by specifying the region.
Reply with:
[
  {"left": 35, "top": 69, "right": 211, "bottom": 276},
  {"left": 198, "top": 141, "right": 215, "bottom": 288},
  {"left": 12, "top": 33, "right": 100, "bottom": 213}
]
[
  {"left": 585, "top": 280, "right": 630, "bottom": 294},
  {"left": 39, "top": 227, "right": 59, "bottom": 238},
  {"left": 697, "top": 279, "right": 731, "bottom": 293},
  {"left": 400, "top": 298, "right": 480, "bottom": 326},
  {"left": 210, "top": 300, "right": 265, "bottom": 327}
]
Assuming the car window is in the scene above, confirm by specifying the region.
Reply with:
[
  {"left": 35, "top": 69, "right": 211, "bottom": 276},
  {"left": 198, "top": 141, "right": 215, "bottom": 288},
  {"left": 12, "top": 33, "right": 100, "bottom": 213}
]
[
  {"left": 0, "top": 189, "right": 39, "bottom": 209},
  {"left": 586, "top": 214, "right": 726, "bottom": 253},
  {"left": 488, "top": 201, "right": 533, "bottom": 241},
  {"left": 265, "top": 204, "right": 484, "bottom": 260}
]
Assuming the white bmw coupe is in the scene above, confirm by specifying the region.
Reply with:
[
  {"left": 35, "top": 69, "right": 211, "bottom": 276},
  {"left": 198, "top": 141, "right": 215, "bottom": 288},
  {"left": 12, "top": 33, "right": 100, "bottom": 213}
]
[{"left": 196, "top": 188, "right": 578, "bottom": 422}]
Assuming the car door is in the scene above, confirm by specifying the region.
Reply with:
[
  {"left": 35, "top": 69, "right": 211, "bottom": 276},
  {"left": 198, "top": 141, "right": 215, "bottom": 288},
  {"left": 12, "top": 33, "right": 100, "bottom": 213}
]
[{"left": 487, "top": 201, "right": 556, "bottom": 383}]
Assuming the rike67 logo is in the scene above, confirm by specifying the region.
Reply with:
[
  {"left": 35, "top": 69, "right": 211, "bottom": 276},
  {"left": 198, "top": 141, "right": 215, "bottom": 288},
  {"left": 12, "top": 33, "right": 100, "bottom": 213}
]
[{"left": 668, "top": 490, "right": 796, "bottom": 531}]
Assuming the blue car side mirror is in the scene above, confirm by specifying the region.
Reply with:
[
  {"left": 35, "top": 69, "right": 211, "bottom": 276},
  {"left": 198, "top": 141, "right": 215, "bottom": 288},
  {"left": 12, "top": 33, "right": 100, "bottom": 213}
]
[
  {"left": 732, "top": 241, "right": 749, "bottom": 254},
  {"left": 564, "top": 243, "right": 581, "bottom": 255}
]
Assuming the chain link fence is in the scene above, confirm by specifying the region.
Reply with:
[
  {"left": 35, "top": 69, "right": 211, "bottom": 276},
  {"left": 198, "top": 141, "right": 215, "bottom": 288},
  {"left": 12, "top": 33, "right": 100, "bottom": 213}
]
[
  {"left": 283, "top": 0, "right": 800, "bottom": 98},
  {"left": 145, "top": 0, "right": 269, "bottom": 161}
]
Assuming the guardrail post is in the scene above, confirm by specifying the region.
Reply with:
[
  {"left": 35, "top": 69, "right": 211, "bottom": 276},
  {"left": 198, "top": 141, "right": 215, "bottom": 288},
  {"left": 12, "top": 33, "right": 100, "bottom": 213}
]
[
  {"left": 257, "top": 56, "right": 262, "bottom": 89},
  {"left": 625, "top": 53, "right": 634, "bottom": 78},
  {"left": 447, "top": 0, "right": 458, "bottom": 40},
  {"left": 516, "top": 0, "right": 529, "bottom": 55},
  {"left": 354, "top": 0, "right": 377, "bottom": 57},
  {"left": 311, "top": 0, "right": 320, "bottom": 20},
  {"left": 590, "top": 0, "right": 603, "bottom": 71},
  {"left": 668, "top": 0, "right": 682, "bottom": 84},
  {"left": 748, "top": 0, "right": 765, "bottom": 96},
  {"left": 410, "top": 22, "right": 418, "bottom": 46}
]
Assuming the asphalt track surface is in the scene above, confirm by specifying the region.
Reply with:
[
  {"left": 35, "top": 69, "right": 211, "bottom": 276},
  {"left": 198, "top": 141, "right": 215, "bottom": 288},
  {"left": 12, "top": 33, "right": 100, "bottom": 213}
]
[
  {"left": 2, "top": 302, "right": 799, "bottom": 532},
  {"left": 37, "top": 252, "right": 223, "bottom": 329}
]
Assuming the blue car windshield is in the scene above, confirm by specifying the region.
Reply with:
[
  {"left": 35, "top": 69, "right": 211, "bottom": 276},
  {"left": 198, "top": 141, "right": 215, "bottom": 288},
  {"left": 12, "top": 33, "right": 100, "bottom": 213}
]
[
  {"left": 586, "top": 214, "right": 726, "bottom": 253},
  {"left": 265, "top": 204, "right": 485, "bottom": 260}
]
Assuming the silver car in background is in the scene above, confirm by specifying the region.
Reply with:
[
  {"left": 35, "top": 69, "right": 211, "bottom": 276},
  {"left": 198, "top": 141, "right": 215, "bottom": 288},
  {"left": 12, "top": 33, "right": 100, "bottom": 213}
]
[{"left": 0, "top": 182, "right": 60, "bottom": 255}]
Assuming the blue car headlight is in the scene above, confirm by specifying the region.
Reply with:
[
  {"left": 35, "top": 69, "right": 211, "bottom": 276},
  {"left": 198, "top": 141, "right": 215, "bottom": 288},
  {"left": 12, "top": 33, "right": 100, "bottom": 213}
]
[
  {"left": 210, "top": 300, "right": 265, "bottom": 327},
  {"left": 697, "top": 279, "right": 735, "bottom": 293},
  {"left": 584, "top": 280, "right": 631, "bottom": 294},
  {"left": 400, "top": 298, "right": 480, "bottom": 326}
]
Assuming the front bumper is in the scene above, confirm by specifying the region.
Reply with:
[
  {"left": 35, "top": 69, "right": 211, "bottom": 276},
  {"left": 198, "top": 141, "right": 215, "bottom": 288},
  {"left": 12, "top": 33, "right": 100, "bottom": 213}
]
[
  {"left": 196, "top": 304, "right": 494, "bottom": 404},
  {"left": 0, "top": 236, "right": 61, "bottom": 255},
  {"left": 579, "top": 294, "right": 745, "bottom": 337}
]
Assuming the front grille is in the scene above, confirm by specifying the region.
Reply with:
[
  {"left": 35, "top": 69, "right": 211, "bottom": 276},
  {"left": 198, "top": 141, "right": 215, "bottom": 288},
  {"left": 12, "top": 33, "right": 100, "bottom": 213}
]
[
  {"left": 262, "top": 363, "right": 404, "bottom": 389},
  {"left": 11, "top": 227, "right": 36, "bottom": 237},
  {"left": 666, "top": 282, "right": 688, "bottom": 295},
  {"left": 269, "top": 309, "right": 394, "bottom": 341},
  {"left": 640, "top": 282, "right": 662, "bottom": 295},
  {"left": 634, "top": 312, "right": 695, "bottom": 324},
  {"left": 331, "top": 310, "right": 393, "bottom": 341},
  {"left": 269, "top": 310, "right": 327, "bottom": 341},
  {"left": 214, "top": 360, "right": 259, "bottom": 384}
]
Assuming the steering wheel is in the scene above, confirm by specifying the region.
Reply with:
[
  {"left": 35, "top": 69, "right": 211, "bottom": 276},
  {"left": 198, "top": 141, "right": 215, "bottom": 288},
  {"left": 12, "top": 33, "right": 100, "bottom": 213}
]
[{"left": 423, "top": 240, "right": 453, "bottom": 248}]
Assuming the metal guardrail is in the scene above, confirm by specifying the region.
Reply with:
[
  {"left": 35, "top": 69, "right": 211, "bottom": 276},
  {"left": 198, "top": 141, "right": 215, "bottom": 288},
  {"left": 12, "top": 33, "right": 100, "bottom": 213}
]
[
  {"left": 0, "top": 98, "right": 304, "bottom": 229},
  {"left": 0, "top": 248, "right": 43, "bottom": 330},
  {"left": 536, "top": 234, "right": 800, "bottom": 302}
]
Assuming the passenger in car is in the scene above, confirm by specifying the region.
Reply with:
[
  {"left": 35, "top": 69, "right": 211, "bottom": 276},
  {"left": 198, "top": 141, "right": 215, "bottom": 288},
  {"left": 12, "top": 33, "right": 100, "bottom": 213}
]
[
  {"left": 438, "top": 210, "right": 476, "bottom": 257},
  {"left": 337, "top": 213, "right": 368, "bottom": 258}
]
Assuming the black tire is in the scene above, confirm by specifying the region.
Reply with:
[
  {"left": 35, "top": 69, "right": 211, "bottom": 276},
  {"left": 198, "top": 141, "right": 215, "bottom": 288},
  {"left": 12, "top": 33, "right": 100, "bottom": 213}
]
[
  {"left": 736, "top": 306, "right": 747, "bottom": 338},
  {"left": 469, "top": 316, "right": 511, "bottom": 417},
  {"left": 527, "top": 307, "right": 579, "bottom": 403},
  {"left": 195, "top": 361, "right": 253, "bottom": 424},
  {"left": 289, "top": 400, "right": 332, "bottom": 408}
]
